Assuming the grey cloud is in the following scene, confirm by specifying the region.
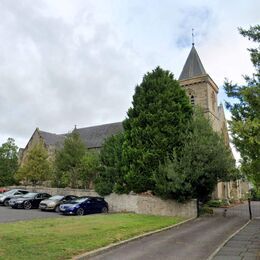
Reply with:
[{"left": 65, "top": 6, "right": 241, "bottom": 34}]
[{"left": 0, "top": 0, "right": 144, "bottom": 145}]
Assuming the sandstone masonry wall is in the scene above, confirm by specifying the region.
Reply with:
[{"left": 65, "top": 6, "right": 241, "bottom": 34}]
[{"left": 6, "top": 186, "right": 197, "bottom": 218}]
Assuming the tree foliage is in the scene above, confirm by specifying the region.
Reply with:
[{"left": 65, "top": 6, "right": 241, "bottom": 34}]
[
  {"left": 224, "top": 25, "right": 260, "bottom": 189},
  {"left": 80, "top": 150, "right": 100, "bottom": 189},
  {"left": 54, "top": 131, "right": 99, "bottom": 189},
  {"left": 95, "top": 133, "right": 125, "bottom": 196},
  {"left": 0, "top": 138, "right": 18, "bottom": 186},
  {"left": 122, "top": 67, "right": 193, "bottom": 193},
  {"left": 54, "top": 131, "right": 86, "bottom": 188},
  {"left": 15, "top": 141, "right": 51, "bottom": 185},
  {"left": 155, "top": 109, "right": 237, "bottom": 202}
]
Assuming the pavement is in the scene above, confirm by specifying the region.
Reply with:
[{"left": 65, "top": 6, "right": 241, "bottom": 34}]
[{"left": 212, "top": 219, "right": 260, "bottom": 260}]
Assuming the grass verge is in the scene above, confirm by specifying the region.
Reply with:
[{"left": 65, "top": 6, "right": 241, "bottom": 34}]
[{"left": 0, "top": 213, "right": 184, "bottom": 260}]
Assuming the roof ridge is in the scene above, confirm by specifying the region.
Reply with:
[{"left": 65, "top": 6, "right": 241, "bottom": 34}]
[
  {"left": 76, "top": 121, "right": 122, "bottom": 131},
  {"left": 39, "top": 130, "right": 59, "bottom": 136}
]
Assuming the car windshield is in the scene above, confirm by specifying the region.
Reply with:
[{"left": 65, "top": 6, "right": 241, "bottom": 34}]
[
  {"left": 22, "top": 193, "right": 37, "bottom": 198},
  {"left": 49, "top": 195, "right": 63, "bottom": 200},
  {"left": 2, "top": 190, "right": 16, "bottom": 195},
  {"left": 69, "top": 198, "right": 88, "bottom": 204}
]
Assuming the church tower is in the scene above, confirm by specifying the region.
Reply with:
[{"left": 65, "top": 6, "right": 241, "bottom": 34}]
[{"left": 178, "top": 45, "right": 219, "bottom": 131}]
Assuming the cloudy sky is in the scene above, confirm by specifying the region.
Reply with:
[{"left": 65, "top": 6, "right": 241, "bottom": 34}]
[{"left": 0, "top": 0, "right": 259, "bottom": 151}]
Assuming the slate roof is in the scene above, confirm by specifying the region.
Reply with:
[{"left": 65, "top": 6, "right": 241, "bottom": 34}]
[
  {"left": 75, "top": 122, "right": 123, "bottom": 148},
  {"left": 39, "top": 131, "right": 65, "bottom": 146},
  {"left": 39, "top": 122, "right": 123, "bottom": 149},
  {"left": 179, "top": 46, "right": 207, "bottom": 80}
]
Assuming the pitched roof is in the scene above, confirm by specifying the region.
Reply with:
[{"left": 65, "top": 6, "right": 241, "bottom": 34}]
[
  {"left": 179, "top": 46, "right": 207, "bottom": 80},
  {"left": 39, "top": 131, "right": 65, "bottom": 146},
  {"left": 39, "top": 122, "right": 123, "bottom": 149},
  {"left": 75, "top": 122, "right": 123, "bottom": 148}
]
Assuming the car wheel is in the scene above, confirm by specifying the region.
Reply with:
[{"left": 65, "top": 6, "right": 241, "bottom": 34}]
[
  {"left": 101, "top": 207, "right": 108, "bottom": 214},
  {"left": 24, "top": 201, "right": 32, "bottom": 210},
  {"left": 3, "top": 199, "right": 9, "bottom": 206},
  {"left": 76, "top": 208, "right": 84, "bottom": 216},
  {"left": 55, "top": 205, "right": 60, "bottom": 213}
]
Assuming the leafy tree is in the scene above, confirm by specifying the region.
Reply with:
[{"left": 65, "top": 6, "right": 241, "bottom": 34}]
[
  {"left": 122, "top": 67, "right": 192, "bottom": 193},
  {"left": 224, "top": 25, "right": 260, "bottom": 190},
  {"left": 0, "top": 138, "right": 18, "bottom": 186},
  {"left": 155, "top": 109, "right": 237, "bottom": 202},
  {"left": 54, "top": 131, "right": 86, "bottom": 188},
  {"left": 95, "top": 133, "right": 125, "bottom": 196},
  {"left": 80, "top": 150, "right": 100, "bottom": 189},
  {"left": 15, "top": 141, "right": 51, "bottom": 185}
]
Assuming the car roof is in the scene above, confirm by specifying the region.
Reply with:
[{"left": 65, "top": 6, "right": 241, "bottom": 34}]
[{"left": 80, "top": 196, "right": 104, "bottom": 200}]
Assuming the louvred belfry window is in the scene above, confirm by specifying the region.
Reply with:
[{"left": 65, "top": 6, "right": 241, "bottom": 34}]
[{"left": 190, "top": 95, "right": 195, "bottom": 106}]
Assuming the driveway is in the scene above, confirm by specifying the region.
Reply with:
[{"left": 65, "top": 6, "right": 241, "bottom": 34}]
[
  {"left": 0, "top": 205, "right": 62, "bottom": 223},
  {"left": 89, "top": 203, "right": 255, "bottom": 260}
]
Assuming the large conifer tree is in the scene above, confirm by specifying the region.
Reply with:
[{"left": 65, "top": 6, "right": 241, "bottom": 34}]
[{"left": 122, "top": 67, "right": 192, "bottom": 192}]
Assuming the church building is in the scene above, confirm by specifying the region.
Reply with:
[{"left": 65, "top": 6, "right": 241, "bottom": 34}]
[{"left": 19, "top": 45, "right": 246, "bottom": 200}]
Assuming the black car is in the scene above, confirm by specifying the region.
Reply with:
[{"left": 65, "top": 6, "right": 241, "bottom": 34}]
[
  {"left": 9, "top": 192, "right": 51, "bottom": 209},
  {"left": 0, "top": 189, "right": 29, "bottom": 206},
  {"left": 59, "top": 196, "right": 109, "bottom": 216},
  {"left": 39, "top": 195, "right": 78, "bottom": 212}
]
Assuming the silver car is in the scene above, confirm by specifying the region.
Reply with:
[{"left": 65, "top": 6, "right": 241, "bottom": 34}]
[
  {"left": 39, "top": 195, "right": 78, "bottom": 212},
  {"left": 0, "top": 189, "right": 28, "bottom": 206}
]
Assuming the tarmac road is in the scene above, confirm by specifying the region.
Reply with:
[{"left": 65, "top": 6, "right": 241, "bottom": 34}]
[
  {"left": 89, "top": 204, "right": 255, "bottom": 260},
  {"left": 0, "top": 205, "right": 62, "bottom": 223}
]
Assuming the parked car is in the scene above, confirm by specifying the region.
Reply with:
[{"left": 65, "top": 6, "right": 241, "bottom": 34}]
[
  {"left": 0, "top": 189, "right": 29, "bottom": 206},
  {"left": 39, "top": 195, "right": 78, "bottom": 212},
  {"left": 59, "top": 196, "right": 108, "bottom": 216},
  {"left": 9, "top": 192, "right": 51, "bottom": 209}
]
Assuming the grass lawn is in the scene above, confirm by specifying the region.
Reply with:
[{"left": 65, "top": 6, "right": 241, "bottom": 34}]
[{"left": 0, "top": 213, "right": 184, "bottom": 260}]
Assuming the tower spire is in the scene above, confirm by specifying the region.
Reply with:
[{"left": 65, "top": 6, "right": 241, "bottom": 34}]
[{"left": 192, "top": 28, "right": 195, "bottom": 46}]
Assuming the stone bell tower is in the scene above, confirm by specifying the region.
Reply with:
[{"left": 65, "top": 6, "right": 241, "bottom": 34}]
[{"left": 178, "top": 45, "right": 219, "bottom": 131}]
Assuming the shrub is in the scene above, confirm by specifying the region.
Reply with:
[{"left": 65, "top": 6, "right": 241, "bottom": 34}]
[
  {"left": 206, "top": 200, "right": 223, "bottom": 208},
  {"left": 200, "top": 205, "right": 214, "bottom": 215}
]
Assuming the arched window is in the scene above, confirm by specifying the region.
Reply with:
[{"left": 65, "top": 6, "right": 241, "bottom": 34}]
[{"left": 190, "top": 95, "right": 195, "bottom": 106}]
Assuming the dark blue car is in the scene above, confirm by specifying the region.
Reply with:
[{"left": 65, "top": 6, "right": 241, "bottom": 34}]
[{"left": 59, "top": 196, "right": 109, "bottom": 216}]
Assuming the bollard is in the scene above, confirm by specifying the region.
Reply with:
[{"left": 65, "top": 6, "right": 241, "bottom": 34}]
[{"left": 248, "top": 198, "right": 252, "bottom": 220}]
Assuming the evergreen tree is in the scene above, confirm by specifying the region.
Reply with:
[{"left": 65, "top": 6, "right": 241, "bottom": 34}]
[
  {"left": 15, "top": 141, "right": 51, "bottom": 185},
  {"left": 80, "top": 150, "right": 100, "bottom": 189},
  {"left": 0, "top": 138, "right": 18, "bottom": 186},
  {"left": 122, "top": 67, "right": 193, "bottom": 193},
  {"left": 54, "top": 131, "right": 86, "bottom": 188},
  {"left": 155, "top": 109, "right": 237, "bottom": 202},
  {"left": 224, "top": 25, "right": 260, "bottom": 190},
  {"left": 95, "top": 133, "right": 125, "bottom": 196}
]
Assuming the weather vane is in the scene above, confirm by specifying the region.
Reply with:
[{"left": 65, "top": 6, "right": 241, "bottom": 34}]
[{"left": 192, "top": 28, "right": 195, "bottom": 46}]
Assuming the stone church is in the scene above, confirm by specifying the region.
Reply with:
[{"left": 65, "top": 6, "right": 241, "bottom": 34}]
[{"left": 19, "top": 45, "right": 247, "bottom": 200}]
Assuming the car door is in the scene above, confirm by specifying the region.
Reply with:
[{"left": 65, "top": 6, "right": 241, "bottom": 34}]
[
  {"left": 84, "top": 198, "right": 96, "bottom": 213},
  {"left": 33, "top": 193, "right": 44, "bottom": 208},
  {"left": 95, "top": 198, "right": 105, "bottom": 212}
]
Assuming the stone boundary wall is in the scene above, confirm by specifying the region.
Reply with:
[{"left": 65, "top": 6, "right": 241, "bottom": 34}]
[{"left": 6, "top": 186, "right": 197, "bottom": 218}]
